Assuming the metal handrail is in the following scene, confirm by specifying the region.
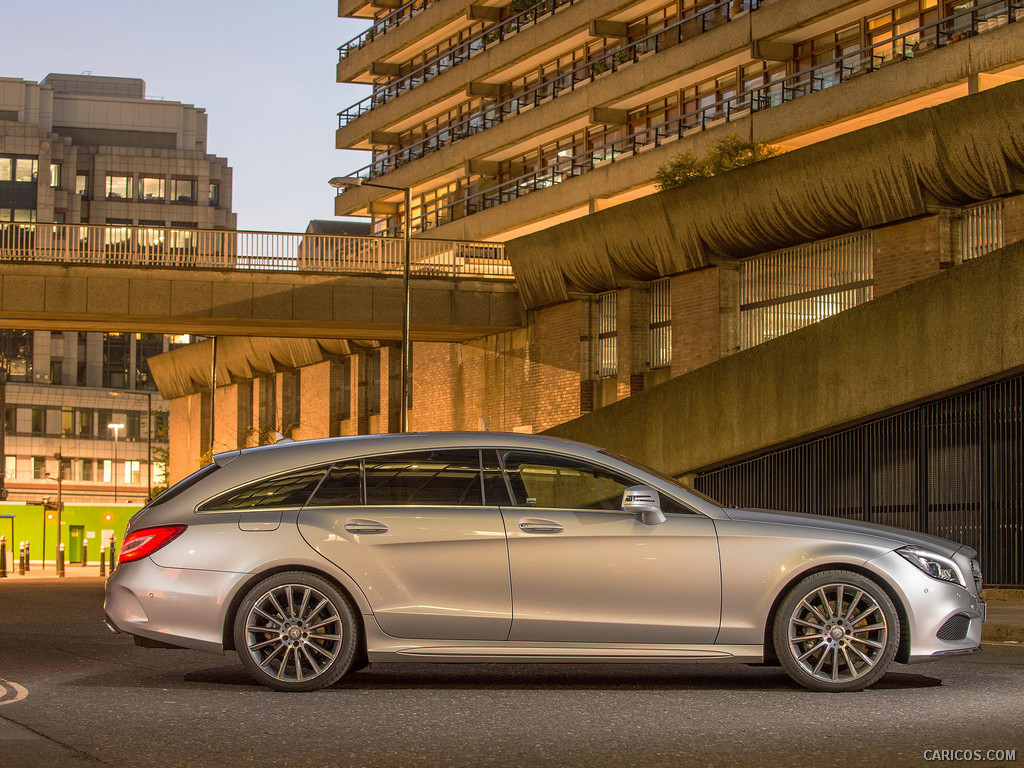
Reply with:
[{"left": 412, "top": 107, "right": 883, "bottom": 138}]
[
  {"left": 345, "top": 0, "right": 760, "bottom": 181},
  {"left": 338, "top": 0, "right": 577, "bottom": 127},
  {"left": 338, "top": 0, "right": 442, "bottom": 60},
  {"left": 0, "top": 222, "right": 513, "bottom": 279},
  {"left": 367, "top": 0, "right": 1020, "bottom": 234}
]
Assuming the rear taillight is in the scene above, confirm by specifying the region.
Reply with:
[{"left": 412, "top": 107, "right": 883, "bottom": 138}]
[{"left": 118, "top": 525, "right": 187, "bottom": 564}]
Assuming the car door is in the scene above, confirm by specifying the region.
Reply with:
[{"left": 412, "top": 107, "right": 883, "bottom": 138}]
[
  {"left": 499, "top": 450, "right": 721, "bottom": 644},
  {"left": 297, "top": 449, "right": 511, "bottom": 641}
]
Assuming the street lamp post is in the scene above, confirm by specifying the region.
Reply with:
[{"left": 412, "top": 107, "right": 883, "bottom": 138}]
[
  {"left": 329, "top": 176, "right": 411, "bottom": 433},
  {"left": 107, "top": 422, "right": 124, "bottom": 503}
]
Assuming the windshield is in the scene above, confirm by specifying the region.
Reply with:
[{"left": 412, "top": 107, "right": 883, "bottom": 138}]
[{"left": 600, "top": 450, "right": 722, "bottom": 506}]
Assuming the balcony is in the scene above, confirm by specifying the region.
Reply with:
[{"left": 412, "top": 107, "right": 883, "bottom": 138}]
[
  {"left": 342, "top": 0, "right": 1023, "bottom": 235},
  {"left": 344, "top": 0, "right": 761, "bottom": 181},
  {"left": 338, "top": 0, "right": 444, "bottom": 60},
  {"left": 338, "top": 0, "right": 578, "bottom": 127}
]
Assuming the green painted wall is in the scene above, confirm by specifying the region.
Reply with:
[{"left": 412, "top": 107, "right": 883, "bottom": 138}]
[{"left": 0, "top": 503, "right": 139, "bottom": 565}]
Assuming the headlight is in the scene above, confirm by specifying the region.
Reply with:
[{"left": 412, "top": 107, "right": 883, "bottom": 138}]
[{"left": 897, "top": 546, "right": 967, "bottom": 588}]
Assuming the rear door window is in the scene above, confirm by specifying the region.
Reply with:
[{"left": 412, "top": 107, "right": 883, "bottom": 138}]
[{"left": 363, "top": 450, "right": 484, "bottom": 506}]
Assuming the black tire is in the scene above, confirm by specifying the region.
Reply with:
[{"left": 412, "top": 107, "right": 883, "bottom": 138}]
[
  {"left": 233, "top": 571, "right": 360, "bottom": 692},
  {"left": 773, "top": 570, "right": 900, "bottom": 692}
]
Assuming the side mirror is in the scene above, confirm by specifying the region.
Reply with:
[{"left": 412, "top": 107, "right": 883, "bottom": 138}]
[{"left": 621, "top": 485, "right": 666, "bottom": 525}]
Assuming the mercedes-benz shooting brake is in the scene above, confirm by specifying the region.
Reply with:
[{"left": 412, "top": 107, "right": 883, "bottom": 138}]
[{"left": 104, "top": 433, "right": 984, "bottom": 692}]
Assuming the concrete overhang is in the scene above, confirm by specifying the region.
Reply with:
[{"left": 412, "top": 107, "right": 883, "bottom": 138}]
[
  {"left": 504, "top": 78, "right": 1024, "bottom": 309},
  {"left": 0, "top": 264, "right": 524, "bottom": 341}
]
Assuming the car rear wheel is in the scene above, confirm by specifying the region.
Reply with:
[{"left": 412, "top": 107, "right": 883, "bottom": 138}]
[
  {"left": 233, "top": 571, "right": 360, "bottom": 692},
  {"left": 774, "top": 570, "right": 900, "bottom": 692}
]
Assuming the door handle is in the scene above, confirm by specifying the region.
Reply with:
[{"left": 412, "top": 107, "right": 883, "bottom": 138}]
[
  {"left": 344, "top": 519, "right": 389, "bottom": 534},
  {"left": 518, "top": 518, "right": 564, "bottom": 534}
]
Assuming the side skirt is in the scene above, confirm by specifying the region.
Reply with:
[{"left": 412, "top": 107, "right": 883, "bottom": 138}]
[{"left": 363, "top": 619, "right": 762, "bottom": 664}]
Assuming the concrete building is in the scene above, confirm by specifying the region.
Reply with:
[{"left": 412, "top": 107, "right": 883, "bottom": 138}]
[
  {"left": 332, "top": 0, "right": 1024, "bottom": 241},
  {"left": 1, "top": 73, "right": 235, "bottom": 506}
]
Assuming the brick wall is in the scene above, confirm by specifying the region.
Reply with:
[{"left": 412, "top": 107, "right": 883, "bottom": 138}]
[
  {"left": 168, "top": 391, "right": 207, "bottom": 484},
  {"left": 617, "top": 288, "right": 650, "bottom": 400},
  {"left": 1004, "top": 193, "right": 1024, "bottom": 243},
  {"left": 408, "top": 301, "right": 582, "bottom": 433},
  {"left": 873, "top": 215, "right": 943, "bottom": 297},
  {"left": 670, "top": 267, "right": 722, "bottom": 378}
]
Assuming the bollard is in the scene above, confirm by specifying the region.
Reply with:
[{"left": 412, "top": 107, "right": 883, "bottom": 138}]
[
  {"left": 0, "top": 535, "right": 6, "bottom": 578},
  {"left": 108, "top": 539, "right": 116, "bottom": 574},
  {"left": 24, "top": 541, "right": 30, "bottom": 572},
  {"left": 82, "top": 538, "right": 88, "bottom": 567},
  {"left": 18, "top": 542, "right": 25, "bottom": 576},
  {"left": 99, "top": 545, "right": 106, "bottom": 578},
  {"left": 57, "top": 543, "right": 65, "bottom": 578}
]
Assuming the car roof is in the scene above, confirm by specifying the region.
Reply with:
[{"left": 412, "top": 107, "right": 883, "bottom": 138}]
[{"left": 214, "top": 432, "right": 603, "bottom": 467}]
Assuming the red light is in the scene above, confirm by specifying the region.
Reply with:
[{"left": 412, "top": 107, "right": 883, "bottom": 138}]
[{"left": 118, "top": 525, "right": 187, "bottom": 564}]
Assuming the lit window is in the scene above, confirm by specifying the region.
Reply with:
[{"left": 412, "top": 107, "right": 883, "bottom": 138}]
[
  {"left": 739, "top": 232, "right": 873, "bottom": 350},
  {"left": 961, "top": 199, "right": 1003, "bottom": 261},
  {"left": 15, "top": 158, "right": 38, "bottom": 183},
  {"left": 649, "top": 279, "right": 671, "bottom": 369},
  {"left": 597, "top": 291, "right": 618, "bottom": 378},
  {"left": 172, "top": 179, "right": 197, "bottom": 202},
  {"left": 49, "top": 163, "right": 61, "bottom": 188},
  {"left": 76, "top": 173, "right": 89, "bottom": 196},
  {"left": 125, "top": 460, "right": 141, "bottom": 484},
  {"left": 106, "top": 175, "right": 133, "bottom": 199},
  {"left": 13, "top": 209, "right": 36, "bottom": 222},
  {"left": 140, "top": 177, "right": 165, "bottom": 200},
  {"left": 0, "top": 157, "right": 10, "bottom": 181},
  {"left": 4, "top": 455, "right": 15, "bottom": 481},
  {"left": 209, "top": 183, "right": 220, "bottom": 206},
  {"left": 103, "top": 460, "right": 113, "bottom": 483}
]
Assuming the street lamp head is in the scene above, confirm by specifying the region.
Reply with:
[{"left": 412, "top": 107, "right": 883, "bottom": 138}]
[
  {"left": 328, "top": 176, "right": 363, "bottom": 189},
  {"left": 108, "top": 422, "right": 124, "bottom": 429}
]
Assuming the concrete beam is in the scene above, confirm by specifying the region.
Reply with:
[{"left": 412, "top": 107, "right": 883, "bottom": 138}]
[{"left": 0, "top": 264, "right": 524, "bottom": 342}]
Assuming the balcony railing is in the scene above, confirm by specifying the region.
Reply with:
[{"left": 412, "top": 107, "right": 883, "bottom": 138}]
[
  {"left": 356, "top": 0, "right": 1021, "bottom": 234},
  {"left": 0, "top": 222, "right": 513, "bottom": 279},
  {"left": 346, "top": 0, "right": 760, "bottom": 182},
  {"left": 338, "top": 0, "right": 443, "bottom": 60},
  {"left": 338, "top": 0, "right": 577, "bottom": 127}
]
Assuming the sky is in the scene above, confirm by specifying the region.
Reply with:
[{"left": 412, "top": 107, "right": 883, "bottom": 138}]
[{"left": 4, "top": 0, "right": 372, "bottom": 232}]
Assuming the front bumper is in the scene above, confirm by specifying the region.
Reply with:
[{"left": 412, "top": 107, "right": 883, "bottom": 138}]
[
  {"left": 104, "top": 557, "right": 248, "bottom": 655},
  {"left": 866, "top": 550, "right": 985, "bottom": 663}
]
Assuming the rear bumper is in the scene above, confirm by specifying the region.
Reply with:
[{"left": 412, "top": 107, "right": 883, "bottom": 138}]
[{"left": 104, "top": 557, "right": 248, "bottom": 655}]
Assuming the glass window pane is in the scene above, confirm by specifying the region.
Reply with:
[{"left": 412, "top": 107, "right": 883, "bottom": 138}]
[
  {"left": 141, "top": 177, "right": 165, "bottom": 200},
  {"left": 0, "top": 158, "right": 11, "bottom": 181},
  {"left": 76, "top": 174, "right": 88, "bottom": 196},
  {"left": 501, "top": 451, "right": 637, "bottom": 510},
  {"left": 364, "top": 450, "right": 483, "bottom": 506},
  {"left": 307, "top": 462, "right": 362, "bottom": 506},
  {"left": 482, "top": 450, "right": 512, "bottom": 506},
  {"left": 49, "top": 163, "right": 61, "bottom": 188},
  {"left": 15, "top": 158, "right": 38, "bottom": 182},
  {"left": 199, "top": 465, "right": 328, "bottom": 511}
]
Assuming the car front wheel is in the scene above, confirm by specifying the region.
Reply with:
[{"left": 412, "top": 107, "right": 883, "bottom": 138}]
[
  {"left": 774, "top": 570, "right": 900, "bottom": 692},
  {"left": 233, "top": 571, "right": 360, "bottom": 692}
]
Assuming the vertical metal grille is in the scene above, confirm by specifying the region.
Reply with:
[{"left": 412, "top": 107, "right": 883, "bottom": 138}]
[
  {"left": 739, "top": 233, "right": 873, "bottom": 350},
  {"left": 694, "top": 371, "right": 1024, "bottom": 587},
  {"left": 961, "top": 199, "right": 1004, "bottom": 261},
  {"left": 597, "top": 291, "right": 618, "bottom": 378},
  {"left": 649, "top": 278, "right": 671, "bottom": 369}
]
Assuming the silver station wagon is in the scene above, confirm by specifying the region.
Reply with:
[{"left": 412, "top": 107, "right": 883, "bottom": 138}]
[{"left": 104, "top": 433, "right": 985, "bottom": 692}]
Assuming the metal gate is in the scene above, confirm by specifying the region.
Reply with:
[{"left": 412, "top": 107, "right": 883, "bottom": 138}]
[{"left": 694, "top": 373, "right": 1024, "bottom": 586}]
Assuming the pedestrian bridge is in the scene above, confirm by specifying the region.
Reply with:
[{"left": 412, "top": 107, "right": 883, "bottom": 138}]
[{"left": 0, "top": 223, "right": 521, "bottom": 341}]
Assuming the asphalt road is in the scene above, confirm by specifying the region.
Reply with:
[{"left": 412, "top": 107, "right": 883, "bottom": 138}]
[{"left": 1, "top": 580, "right": 1022, "bottom": 768}]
